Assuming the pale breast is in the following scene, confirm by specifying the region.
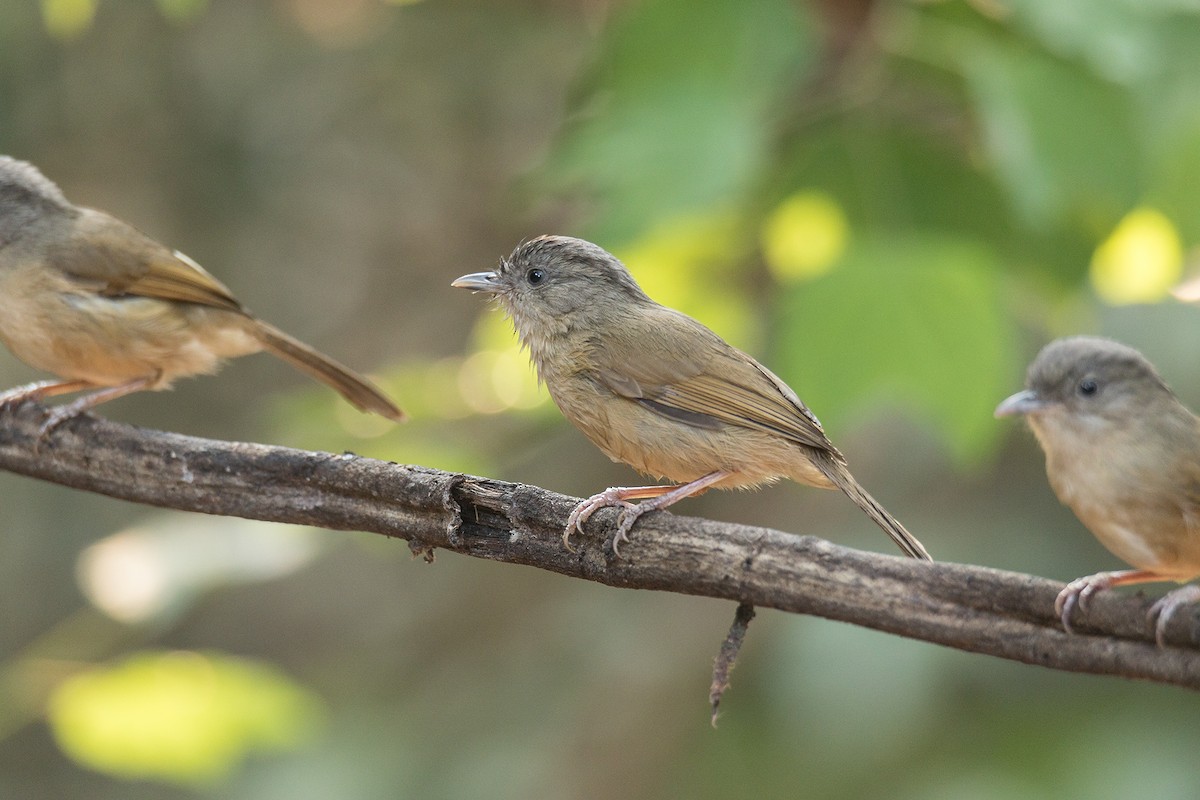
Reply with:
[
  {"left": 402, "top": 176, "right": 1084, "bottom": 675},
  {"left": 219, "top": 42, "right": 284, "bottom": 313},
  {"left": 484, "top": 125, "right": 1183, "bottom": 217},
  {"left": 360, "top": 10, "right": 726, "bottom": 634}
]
[{"left": 1041, "top": 422, "right": 1200, "bottom": 577}]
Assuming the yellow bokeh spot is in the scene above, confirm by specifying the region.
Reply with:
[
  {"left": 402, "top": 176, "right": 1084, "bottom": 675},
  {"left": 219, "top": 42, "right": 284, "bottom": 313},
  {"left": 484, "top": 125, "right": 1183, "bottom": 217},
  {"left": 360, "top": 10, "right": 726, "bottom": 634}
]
[
  {"left": 618, "top": 211, "right": 741, "bottom": 309},
  {"left": 1090, "top": 208, "right": 1183, "bottom": 304},
  {"left": 48, "top": 650, "right": 322, "bottom": 786},
  {"left": 616, "top": 211, "right": 758, "bottom": 350},
  {"left": 490, "top": 347, "right": 544, "bottom": 410},
  {"left": 761, "top": 191, "right": 849, "bottom": 282},
  {"left": 469, "top": 308, "right": 521, "bottom": 352},
  {"left": 456, "top": 348, "right": 543, "bottom": 415},
  {"left": 41, "top": 0, "right": 96, "bottom": 39}
]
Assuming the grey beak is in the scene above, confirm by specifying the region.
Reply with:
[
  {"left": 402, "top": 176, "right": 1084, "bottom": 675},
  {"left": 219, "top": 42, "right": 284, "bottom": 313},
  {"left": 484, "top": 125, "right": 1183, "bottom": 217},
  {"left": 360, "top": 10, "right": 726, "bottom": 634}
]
[
  {"left": 451, "top": 271, "right": 502, "bottom": 292},
  {"left": 994, "top": 389, "right": 1048, "bottom": 418}
]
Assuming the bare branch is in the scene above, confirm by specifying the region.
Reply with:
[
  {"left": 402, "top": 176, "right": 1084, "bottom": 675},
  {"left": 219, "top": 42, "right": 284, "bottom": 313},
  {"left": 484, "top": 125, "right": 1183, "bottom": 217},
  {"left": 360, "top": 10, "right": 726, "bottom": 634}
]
[{"left": 1, "top": 403, "right": 1198, "bottom": 688}]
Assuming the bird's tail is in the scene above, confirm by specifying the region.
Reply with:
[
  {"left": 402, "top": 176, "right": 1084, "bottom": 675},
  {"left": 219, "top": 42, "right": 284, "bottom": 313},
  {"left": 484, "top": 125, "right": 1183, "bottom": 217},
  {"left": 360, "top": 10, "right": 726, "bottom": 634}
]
[
  {"left": 815, "top": 454, "right": 932, "bottom": 561},
  {"left": 250, "top": 320, "right": 405, "bottom": 421}
]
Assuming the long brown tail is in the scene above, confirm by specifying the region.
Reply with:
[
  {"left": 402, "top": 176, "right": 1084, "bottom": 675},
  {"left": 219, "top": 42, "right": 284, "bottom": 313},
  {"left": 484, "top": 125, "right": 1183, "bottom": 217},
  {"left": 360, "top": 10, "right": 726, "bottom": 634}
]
[
  {"left": 814, "top": 454, "right": 931, "bottom": 561},
  {"left": 251, "top": 320, "right": 405, "bottom": 421}
]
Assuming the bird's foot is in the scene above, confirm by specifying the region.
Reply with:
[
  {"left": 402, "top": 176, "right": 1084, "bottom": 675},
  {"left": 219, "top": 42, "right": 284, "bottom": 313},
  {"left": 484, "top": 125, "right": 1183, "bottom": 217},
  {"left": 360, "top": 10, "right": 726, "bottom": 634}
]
[
  {"left": 564, "top": 489, "right": 639, "bottom": 553},
  {"left": 565, "top": 487, "right": 669, "bottom": 557},
  {"left": 564, "top": 473, "right": 731, "bottom": 557},
  {"left": 610, "top": 502, "right": 655, "bottom": 558},
  {"left": 0, "top": 379, "right": 100, "bottom": 451},
  {"left": 36, "top": 403, "right": 86, "bottom": 441},
  {"left": 1148, "top": 584, "right": 1200, "bottom": 648},
  {"left": 1055, "top": 572, "right": 1121, "bottom": 634}
]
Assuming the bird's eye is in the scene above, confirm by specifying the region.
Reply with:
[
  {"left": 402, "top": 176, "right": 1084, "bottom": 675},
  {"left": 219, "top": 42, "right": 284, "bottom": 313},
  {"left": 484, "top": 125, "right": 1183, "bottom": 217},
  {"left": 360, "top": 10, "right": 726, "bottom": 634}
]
[
  {"left": 526, "top": 268, "right": 546, "bottom": 286},
  {"left": 1078, "top": 379, "right": 1098, "bottom": 396}
]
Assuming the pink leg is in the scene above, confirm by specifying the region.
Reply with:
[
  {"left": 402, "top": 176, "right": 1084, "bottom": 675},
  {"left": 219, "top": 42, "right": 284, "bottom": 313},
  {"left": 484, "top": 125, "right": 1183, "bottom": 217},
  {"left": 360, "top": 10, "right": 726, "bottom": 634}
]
[
  {"left": 565, "top": 470, "right": 731, "bottom": 557},
  {"left": 0, "top": 379, "right": 94, "bottom": 407},
  {"left": 36, "top": 376, "right": 158, "bottom": 439},
  {"left": 1055, "top": 569, "right": 1166, "bottom": 634},
  {"left": 1148, "top": 584, "right": 1200, "bottom": 648}
]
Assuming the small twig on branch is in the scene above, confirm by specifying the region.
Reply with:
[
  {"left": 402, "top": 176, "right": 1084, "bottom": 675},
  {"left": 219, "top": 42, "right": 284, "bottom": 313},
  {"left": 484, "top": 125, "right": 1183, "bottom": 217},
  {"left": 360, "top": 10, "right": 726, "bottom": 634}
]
[
  {"left": 710, "top": 602, "right": 756, "bottom": 726},
  {"left": 0, "top": 402, "right": 1198, "bottom": 689}
]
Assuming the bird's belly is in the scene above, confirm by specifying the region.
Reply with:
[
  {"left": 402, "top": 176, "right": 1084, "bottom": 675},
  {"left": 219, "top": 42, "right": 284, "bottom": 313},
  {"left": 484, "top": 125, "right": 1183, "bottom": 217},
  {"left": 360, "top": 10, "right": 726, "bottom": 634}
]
[
  {"left": 0, "top": 277, "right": 258, "bottom": 387},
  {"left": 550, "top": 382, "right": 831, "bottom": 490},
  {"left": 1051, "top": 459, "right": 1200, "bottom": 578},
  {"left": 1083, "top": 514, "right": 1173, "bottom": 571}
]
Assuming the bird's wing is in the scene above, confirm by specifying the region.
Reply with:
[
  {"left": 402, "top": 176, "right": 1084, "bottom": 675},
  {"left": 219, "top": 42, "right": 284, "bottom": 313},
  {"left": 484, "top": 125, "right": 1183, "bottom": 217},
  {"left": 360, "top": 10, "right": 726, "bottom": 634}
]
[
  {"left": 48, "top": 208, "right": 244, "bottom": 312},
  {"left": 1177, "top": 426, "right": 1200, "bottom": 534},
  {"left": 592, "top": 306, "right": 837, "bottom": 454}
]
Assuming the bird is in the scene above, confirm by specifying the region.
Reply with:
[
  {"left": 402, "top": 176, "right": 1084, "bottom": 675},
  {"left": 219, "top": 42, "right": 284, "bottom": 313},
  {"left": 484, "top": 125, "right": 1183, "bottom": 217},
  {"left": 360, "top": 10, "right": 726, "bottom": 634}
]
[
  {"left": 452, "top": 234, "right": 932, "bottom": 561},
  {"left": 0, "top": 155, "right": 404, "bottom": 435},
  {"left": 996, "top": 335, "right": 1200, "bottom": 645}
]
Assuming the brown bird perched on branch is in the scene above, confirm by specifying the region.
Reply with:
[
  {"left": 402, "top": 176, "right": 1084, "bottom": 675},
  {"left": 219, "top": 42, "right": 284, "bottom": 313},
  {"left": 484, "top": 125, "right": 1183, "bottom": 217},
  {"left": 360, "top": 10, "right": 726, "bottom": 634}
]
[
  {"left": 452, "top": 234, "right": 932, "bottom": 561},
  {"left": 0, "top": 156, "right": 404, "bottom": 434},
  {"left": 996, "top": 336, "right": 1200, "bottom": 645}
]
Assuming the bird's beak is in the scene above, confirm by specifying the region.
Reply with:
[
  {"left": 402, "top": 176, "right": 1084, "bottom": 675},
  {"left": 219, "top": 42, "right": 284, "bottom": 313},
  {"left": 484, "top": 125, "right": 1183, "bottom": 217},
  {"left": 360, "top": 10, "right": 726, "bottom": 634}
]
[
  {"left": 994, "top": 389, "right": 1048, "bottom": 418},
  {"left": 451, "top": 271, "right": 502, "bottom": 293}
]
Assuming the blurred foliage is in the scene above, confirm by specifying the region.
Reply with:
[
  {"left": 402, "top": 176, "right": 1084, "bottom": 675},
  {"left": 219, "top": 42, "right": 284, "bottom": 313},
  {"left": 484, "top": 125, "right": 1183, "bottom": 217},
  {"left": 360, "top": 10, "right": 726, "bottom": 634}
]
[
  {"left": 39, "top": 0, "right": 96, "bottom": 40},
  {"left": 3, "top": 0, "right": 1200, "bottom": 797},
  {"left": 543, "top": 0, "right": 815, "bottom": 245},
  {"left": 40, "top": 0, "right": 208, "bottom": 39},
  {"left": 775, "top": 234, "right": 1012, "bottom": 462},
  {"left": 48, "top": 650, "right": 321, "bottom": 786}
]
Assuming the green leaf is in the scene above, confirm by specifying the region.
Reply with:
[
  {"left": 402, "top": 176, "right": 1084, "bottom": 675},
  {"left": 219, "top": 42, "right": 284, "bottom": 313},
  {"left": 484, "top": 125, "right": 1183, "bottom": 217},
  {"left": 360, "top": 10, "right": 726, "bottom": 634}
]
[
  {"left": 543, "top": 0, "right": 816, "bottom": 245},
  {"left": 48, "top": 650, "right": 323, "bottom": 786},
  {"left": 904, "top": 4, "right": 1141, "bottom": 230},
  {"left": 772, "top": 235, "right": 1018, "bottom": 463},
  {"left": 964, "top": 49, "right": 1138, "bottom": 228},
  {"left": 765, "top": 110, "right": 1091, "bottom": 292},
  {"left": 1002, "top": 0, "right": 1175, "bottom": 85},
  {"left": 1149, "top": 122, "right": 1200, "bottom": 243}
]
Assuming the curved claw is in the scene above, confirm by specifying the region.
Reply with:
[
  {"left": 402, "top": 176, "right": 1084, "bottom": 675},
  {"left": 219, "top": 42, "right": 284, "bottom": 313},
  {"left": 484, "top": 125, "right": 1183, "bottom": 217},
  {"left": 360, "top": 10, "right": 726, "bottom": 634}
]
[
  {"left": 1147, "top": 585, "right": 1200, "bottom": 648},
  {"left": 561, "top": 526, "right": 577, "bottom": 554},
  {"left": 1055, "top": 575, "right": 1110, "bottom": 634},
  {"left": 563, "top": 489, "right": 637, "bottom": 553},
  {"left": 610, "top": 504, "right": 650, "bottom": 559},
  {"left": 1055, "top": 587, "right": 1079, "bottom": 634},
  {"left": 32, "top": 406, "right": 84, "bottom": 454},
  {"left": 37, "top": 406, "right": 79, "bottom": 439}
]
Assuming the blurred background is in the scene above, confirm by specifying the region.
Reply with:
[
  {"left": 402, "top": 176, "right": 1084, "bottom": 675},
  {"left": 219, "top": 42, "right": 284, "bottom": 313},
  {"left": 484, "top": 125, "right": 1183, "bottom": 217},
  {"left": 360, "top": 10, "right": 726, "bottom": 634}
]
[{"left": 1, "top": 0, "right": 1199, "bottom": 796}]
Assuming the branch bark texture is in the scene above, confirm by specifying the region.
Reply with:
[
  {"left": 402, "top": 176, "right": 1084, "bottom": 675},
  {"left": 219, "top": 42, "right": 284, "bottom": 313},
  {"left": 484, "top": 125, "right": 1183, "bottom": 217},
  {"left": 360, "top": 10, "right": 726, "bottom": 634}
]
[{"left": 1, "top": 403, "right": 1198, "bottom": 689}]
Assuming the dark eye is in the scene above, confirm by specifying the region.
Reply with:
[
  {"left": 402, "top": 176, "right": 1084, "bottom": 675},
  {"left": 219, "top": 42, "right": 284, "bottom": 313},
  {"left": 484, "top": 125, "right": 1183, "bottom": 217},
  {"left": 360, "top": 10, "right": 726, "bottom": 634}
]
[
  {"left": 526, "top": 268, "right": 546, "bottom": 286},
  {"left": 1078, "top": 379, "right": 1098, "bottom": 396}
]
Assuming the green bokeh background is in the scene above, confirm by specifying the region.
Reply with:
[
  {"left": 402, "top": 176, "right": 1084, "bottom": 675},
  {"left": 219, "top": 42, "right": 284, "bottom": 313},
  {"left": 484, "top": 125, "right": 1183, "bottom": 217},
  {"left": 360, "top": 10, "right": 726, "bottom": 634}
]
[{"left": 2, "top": 0, "right": 1199, "bottom": 797}]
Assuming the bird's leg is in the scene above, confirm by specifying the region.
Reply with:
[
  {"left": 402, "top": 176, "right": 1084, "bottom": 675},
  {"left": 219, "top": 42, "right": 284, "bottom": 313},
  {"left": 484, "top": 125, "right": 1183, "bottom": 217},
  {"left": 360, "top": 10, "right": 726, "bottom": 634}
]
[
  {"left": 1147, "top": 584, "right": 1200, "bottom": 648},
  {"left": 36, "top": 375, "right": 158, "bottom": 439},
  {"left": 0, "top": 378, "right": 94, "bottom": 409},
  {"left": 1, "top": 379, "right": 95, "bottom": 452},
  {"left": 1055, "top": 568, "right": 1166, "bottom": 634},
  {"left": 566, "top": 470, "right": 731, "bottom": 557}
]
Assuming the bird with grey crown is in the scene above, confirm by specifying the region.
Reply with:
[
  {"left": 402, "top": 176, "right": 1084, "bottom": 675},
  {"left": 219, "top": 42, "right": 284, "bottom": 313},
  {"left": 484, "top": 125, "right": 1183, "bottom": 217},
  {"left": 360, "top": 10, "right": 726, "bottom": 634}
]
[
  {"left": 453, "top": 235, "right": 932, "bottom": 561},
  {"left": 997, "top": 335, "right": 1200, "bottom": 645},
  {"left": 0, "top": 156, "right": 403, "bottom": 434}
]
